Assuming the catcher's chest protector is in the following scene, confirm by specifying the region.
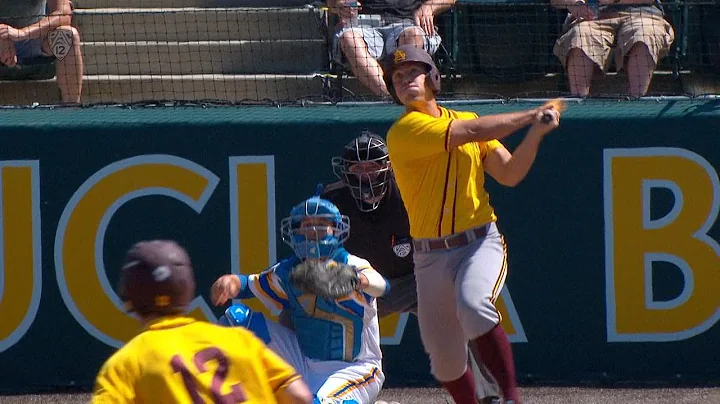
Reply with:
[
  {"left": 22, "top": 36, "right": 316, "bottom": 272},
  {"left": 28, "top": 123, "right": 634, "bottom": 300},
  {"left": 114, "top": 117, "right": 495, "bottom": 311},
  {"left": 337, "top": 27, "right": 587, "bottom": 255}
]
[{"left": 276, "top": 255, "right": 364, "bottom": 362}]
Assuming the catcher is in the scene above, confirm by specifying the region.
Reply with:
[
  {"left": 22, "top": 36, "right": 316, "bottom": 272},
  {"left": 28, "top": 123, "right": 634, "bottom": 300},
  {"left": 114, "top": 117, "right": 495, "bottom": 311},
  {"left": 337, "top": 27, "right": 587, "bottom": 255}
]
[
  {"left": 211, "top": 196, "right": 389, "bottom": 404},
  {"left": 91, "top": 240, "right": 313, "bottom": 404}
]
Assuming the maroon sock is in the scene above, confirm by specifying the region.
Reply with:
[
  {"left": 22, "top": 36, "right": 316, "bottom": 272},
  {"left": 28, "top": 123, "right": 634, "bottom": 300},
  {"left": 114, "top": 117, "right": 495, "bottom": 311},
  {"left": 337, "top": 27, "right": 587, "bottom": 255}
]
[
  {"left": 472, "top": 324, "right": 520, "bottom": 401},
  {"left": 440, "top": 366, "right": 477, "bottom": 404}
]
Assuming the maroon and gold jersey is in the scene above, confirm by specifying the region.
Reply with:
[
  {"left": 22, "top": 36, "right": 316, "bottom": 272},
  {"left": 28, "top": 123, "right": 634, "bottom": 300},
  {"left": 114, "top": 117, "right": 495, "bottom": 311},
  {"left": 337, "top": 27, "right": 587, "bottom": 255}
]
[
  {"left": 91, "top": 316, "right": 300, "bottom": 403},
  {"left": 387, "top": 106, "right": 503, "bottom": 238}
]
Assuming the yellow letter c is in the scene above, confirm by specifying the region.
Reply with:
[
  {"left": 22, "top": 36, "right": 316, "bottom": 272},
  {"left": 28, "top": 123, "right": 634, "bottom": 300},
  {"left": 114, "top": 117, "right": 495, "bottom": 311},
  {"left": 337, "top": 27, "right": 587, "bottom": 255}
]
[{"left": 55, "top": 155, "right": 219, "bottom": 348}]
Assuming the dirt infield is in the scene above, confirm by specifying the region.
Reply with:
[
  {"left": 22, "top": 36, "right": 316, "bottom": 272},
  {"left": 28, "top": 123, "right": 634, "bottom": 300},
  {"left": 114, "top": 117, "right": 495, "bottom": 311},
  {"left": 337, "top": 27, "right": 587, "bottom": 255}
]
[{"left": 2, "top": 387, "right": 719, "bottom": 403}]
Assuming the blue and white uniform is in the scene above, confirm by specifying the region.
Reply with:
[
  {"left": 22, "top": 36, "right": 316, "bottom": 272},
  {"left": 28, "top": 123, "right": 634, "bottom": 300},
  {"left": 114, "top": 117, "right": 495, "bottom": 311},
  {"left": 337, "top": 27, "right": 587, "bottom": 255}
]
[
  {"left": 220, "top": 195, "right": 388, "bottom": 404},
  {"left": 236, "top": 248, "right": 384, "bottom": 403}
]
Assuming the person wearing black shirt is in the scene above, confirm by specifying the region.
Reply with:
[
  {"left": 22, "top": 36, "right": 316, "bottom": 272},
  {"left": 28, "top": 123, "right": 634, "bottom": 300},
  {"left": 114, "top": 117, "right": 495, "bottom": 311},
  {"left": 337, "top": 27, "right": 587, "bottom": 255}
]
[{"left": 323, "top": 131, "right": 502, "bottom": 404}]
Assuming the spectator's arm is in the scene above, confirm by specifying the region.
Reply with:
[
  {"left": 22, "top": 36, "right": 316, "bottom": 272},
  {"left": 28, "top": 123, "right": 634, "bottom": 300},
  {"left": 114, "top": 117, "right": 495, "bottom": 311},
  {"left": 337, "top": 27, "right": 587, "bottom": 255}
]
[
  {"left": 19, "top": 0, "right": 73, "bottom": 40},
  {"left": 550, "top": 0, "right": 582, "bottom": 8},
  {"left": 428, "top": 0, "right": 457, "bottom": 15},
  {"left": 550, "top": 0, "right": 597, "bottom": 20},
  {"left": 553, "top": 0, "right": 654, "bottom": 8},
  {"left": 599, "top": 0, "right": 656, "bottom": 4}
]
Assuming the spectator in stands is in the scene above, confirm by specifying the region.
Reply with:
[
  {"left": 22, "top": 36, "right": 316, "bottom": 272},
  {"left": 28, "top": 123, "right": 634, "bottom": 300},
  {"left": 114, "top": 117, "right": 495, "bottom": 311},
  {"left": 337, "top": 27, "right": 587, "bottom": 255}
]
[
  {"left": 0, "top": 0, "right": 83, "bottom": 103},
  {"left": 551, "top": 0, "right": 674, "bottom": 97},
  {"left": 329, "top": 0, "right": 456, "bottom": 97}
]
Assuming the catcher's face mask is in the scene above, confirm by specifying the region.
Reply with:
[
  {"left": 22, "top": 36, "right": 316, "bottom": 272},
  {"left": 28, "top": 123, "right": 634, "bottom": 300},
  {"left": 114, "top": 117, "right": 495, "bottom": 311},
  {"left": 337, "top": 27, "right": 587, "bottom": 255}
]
[
  {"left": 281, "top": 197, "right": 350, "bottom": 260},
  {"left": 332, "top": 131, "right": 391, "bottom": 212}
]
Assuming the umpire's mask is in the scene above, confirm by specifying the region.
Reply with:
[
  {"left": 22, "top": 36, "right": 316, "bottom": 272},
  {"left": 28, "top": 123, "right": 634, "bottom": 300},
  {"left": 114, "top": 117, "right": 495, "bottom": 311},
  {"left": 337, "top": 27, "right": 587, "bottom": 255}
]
[{"left": 331, "top": 131, "right": 392, "bottom": 212}]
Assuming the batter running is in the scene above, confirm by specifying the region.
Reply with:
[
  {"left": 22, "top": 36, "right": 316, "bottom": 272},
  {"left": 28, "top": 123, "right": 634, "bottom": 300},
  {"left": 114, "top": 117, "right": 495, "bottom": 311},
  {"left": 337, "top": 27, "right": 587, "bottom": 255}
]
[{"left": 383, "top": 45, "right": 561, "bottom": 404}]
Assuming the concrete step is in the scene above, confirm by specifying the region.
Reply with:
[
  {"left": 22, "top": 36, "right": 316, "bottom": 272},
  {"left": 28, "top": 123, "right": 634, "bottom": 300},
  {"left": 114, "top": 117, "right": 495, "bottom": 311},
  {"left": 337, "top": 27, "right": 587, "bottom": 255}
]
[
  {"left": 82, "top": 40, "right": 327, "bottom": 75},
  {"left": 74, "top": 7, "right": 326, "bottom": 42},
  {"left": 0, "top": 74, "right": 326, "bottom": 105},
  {"left": 75, "top": 0, "right": 215, "bottom": 8},
  {"left": 75, "top": 0, "right": 315, "bottom": 8},
  {"left": 0, "top": 70, "right": 695, "bottom": 107}
]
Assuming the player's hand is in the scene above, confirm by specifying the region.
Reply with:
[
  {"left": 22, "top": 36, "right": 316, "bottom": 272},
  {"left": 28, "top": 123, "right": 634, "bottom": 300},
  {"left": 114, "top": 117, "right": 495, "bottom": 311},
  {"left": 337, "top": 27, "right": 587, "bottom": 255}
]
[
  {"left": 413, "top": 3, "right": 435, "bottom": 36},
  {"left": 529, "top": 106, "right": 560, "bottom": 137},
  {"left": 0, "top": 24, "right": 26, "bottom": 41},
  {"left": 211, "top": 275, "right": 241, "bottom": 306}
]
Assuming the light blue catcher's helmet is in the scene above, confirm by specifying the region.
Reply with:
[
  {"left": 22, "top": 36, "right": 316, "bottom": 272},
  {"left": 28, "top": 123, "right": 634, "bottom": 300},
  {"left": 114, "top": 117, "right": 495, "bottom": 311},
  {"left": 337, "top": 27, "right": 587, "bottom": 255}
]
[{"left": 281, "top": 196, "right": 350, "bottom": 259}]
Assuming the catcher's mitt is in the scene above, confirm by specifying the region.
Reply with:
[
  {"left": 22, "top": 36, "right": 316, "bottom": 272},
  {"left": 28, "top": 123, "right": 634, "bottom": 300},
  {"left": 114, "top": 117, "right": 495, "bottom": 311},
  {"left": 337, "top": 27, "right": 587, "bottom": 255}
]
[{"left": 289, "top": 259, "right": 360, "bottom": 299}]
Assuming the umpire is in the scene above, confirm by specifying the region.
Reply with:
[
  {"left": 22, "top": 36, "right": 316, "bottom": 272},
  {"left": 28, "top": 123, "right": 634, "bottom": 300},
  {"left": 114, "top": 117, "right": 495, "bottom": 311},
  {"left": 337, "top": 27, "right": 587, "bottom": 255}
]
[{"left": 322, "top": 131, "right": 501, "bottom": 404}]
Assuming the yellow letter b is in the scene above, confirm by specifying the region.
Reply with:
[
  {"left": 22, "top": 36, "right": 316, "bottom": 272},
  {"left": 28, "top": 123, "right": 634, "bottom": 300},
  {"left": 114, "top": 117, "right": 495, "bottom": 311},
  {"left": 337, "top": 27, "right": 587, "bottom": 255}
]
[{"left": 604, "top": 148, "right": 720, "bottom": 342}]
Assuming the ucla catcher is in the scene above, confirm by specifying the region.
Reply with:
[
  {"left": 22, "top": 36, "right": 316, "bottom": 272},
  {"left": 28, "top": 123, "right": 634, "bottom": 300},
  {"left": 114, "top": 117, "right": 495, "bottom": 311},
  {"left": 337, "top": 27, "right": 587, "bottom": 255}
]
[{"left": 211, "top": 196, "right": 389, "bottom": 404}]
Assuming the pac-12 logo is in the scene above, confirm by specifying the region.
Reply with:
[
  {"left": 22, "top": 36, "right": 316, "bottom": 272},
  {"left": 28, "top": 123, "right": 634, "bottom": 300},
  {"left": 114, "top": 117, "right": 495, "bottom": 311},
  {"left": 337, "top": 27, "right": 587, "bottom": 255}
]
[{"left": 392, "top": 237, "right": 412, "bottom": 258}]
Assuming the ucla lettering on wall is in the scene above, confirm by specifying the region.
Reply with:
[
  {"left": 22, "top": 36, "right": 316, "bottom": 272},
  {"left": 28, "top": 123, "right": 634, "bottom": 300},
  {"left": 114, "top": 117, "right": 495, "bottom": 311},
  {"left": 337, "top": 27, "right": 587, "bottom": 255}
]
[
  {"left": 0, "top": 101, "right": 718, "bottom": 392},
  {"left": 604, "top": 148, "right": 720, "bottom": 343}
]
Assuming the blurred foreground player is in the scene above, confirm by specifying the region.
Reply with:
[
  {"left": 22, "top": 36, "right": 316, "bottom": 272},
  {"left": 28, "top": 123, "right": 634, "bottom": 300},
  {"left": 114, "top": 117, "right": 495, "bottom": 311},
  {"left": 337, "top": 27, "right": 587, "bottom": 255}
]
[{"left": 91, "top": 240, "right": 312, "bottom": 404}]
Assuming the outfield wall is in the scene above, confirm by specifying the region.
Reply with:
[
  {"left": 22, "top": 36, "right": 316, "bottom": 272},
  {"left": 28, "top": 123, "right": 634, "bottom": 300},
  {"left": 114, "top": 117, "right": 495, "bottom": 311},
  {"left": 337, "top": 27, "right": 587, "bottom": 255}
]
[{"left": 0, "top": 100, "right": 718, "bottom": 392}]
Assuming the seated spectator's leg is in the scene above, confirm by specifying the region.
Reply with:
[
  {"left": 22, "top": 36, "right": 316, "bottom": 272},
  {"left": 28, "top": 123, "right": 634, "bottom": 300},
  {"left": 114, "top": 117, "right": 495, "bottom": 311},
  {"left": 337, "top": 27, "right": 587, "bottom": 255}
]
[
  {"left": 566, "top": 48, "right": 595, "bottom": 97},
  {"left": 385, "top": 21, "right": 442, "bottom": 56},
  {"left": 0, "top": 39, "right": 17, "bottom": 67},
  {"left": 397, "top": 26, "right": 425, "bottom": 48},
  {"left": 616, "top": 14, "right": 674, "bottom": 97},
  {"left": 336, "top": 27, "right": 388, "bottom": 96},
  {"left": 42, "top": 26, "right": 83, "bottom": 103},
  {"left": 553, "top": 20, "right": 615, "bottom": 96}
]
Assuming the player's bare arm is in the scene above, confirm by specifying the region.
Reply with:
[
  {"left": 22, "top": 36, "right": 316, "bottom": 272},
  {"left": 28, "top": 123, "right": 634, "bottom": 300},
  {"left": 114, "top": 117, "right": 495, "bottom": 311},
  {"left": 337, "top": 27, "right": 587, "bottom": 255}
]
[
  {"left": 0, "top": 0, "right": 73, "bottom": 41},
  {"left": 484, "top": 108, "right": 561, "bottom": 187},
  {"left": 448, "top": 100, "right": 561, "bottom": 149}
]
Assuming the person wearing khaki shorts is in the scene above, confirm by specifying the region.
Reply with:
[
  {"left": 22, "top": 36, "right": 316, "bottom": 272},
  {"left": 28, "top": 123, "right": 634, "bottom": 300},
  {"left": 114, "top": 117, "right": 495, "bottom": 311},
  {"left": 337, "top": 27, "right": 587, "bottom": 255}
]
[{"left": 551, "top": 0, "right": 674, "bottom": 97}]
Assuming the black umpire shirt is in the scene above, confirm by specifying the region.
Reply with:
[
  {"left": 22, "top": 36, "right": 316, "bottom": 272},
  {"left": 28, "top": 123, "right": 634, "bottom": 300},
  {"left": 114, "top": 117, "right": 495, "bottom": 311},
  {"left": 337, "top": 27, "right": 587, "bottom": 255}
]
[{"left": 322, "top": 177, "right": 415, "bottom": 280}]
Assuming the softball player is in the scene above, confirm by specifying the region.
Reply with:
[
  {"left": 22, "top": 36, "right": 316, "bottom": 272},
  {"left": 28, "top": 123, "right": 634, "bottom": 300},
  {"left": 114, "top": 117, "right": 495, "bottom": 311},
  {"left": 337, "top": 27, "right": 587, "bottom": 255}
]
[
  {"left": 211, "top": 196, "right": 389, "bottom": 404},
  {"left": 383, "top": 46, "right": 561, "bottom": 404},
  {"left": 325, "top": 131, "right": 502, "bottom": 403},
  {"left": 91, "top": 240, "right": 313, "bottom": 404}
]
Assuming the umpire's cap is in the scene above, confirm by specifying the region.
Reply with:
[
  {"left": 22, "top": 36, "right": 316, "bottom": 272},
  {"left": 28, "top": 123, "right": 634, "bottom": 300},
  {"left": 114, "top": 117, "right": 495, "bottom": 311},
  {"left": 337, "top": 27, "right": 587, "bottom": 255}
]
[
  {"left": 118, "top": 240, "right": 195, "bottom": 316},
  {"left": 383, "top": 45, "right": 441, "bottom": 105}
]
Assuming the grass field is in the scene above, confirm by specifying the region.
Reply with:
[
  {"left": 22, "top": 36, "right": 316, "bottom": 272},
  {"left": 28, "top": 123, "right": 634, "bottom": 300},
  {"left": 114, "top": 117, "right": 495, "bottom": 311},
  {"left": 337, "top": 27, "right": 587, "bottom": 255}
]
[{"left": 2, "top": 386, "right": 719, "bottom": 403}]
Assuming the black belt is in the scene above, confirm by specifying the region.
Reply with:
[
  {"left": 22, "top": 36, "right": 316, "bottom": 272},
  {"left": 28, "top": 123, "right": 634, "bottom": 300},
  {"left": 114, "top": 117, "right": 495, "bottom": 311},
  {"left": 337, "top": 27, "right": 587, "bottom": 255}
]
[{"left": 413, "top": 225, "right": 488, "bottom": 252}]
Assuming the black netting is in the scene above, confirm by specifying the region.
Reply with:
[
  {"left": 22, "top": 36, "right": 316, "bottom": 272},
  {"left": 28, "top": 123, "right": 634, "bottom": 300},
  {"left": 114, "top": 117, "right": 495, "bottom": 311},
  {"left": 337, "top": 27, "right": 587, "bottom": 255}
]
[{"left": 0, "top": 0, "right": 716, "bottom": 107}]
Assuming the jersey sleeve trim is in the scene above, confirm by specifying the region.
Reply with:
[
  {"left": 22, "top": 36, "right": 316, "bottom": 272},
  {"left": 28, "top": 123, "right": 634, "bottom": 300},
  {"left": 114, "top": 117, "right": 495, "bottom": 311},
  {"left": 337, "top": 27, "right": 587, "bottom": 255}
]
[{"left": 248, "top": 269, "right": 287, "bottom": 314}]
